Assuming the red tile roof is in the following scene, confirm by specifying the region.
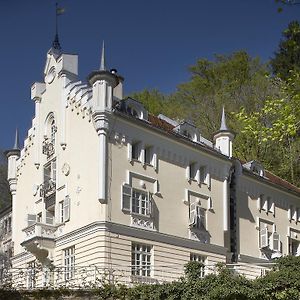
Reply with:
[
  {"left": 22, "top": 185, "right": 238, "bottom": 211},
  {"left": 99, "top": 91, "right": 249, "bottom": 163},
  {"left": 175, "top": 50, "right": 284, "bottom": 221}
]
[{"left": 121, "top": 109, "right": 300, "bottom": 196}]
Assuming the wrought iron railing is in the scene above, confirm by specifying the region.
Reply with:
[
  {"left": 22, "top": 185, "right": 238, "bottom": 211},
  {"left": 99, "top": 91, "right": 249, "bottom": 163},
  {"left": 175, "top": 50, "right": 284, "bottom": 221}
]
[
  {"left": 40, "top": 180, "right": 56, "bottom": 199},
  {"left": 42, "top": 140, "right": 55, "bottom": 159},
  {"left": 0, "top": 263, "right": 274, "bottom": 290}
]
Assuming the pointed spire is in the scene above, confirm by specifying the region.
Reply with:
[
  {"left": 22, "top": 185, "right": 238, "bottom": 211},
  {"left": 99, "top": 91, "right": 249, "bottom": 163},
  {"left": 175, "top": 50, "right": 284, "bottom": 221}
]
[
  {"left": 219, "top": 106, "right": 229, "bottom": 131},
  {"left": 100, "top": 41, "right": 106, "bottom": 71},
  {"left": 13, "top": 128, "right": 20, "bottom": 150},
  {"left": 51, "top": 2, "right": 62, "bottom": 54}
]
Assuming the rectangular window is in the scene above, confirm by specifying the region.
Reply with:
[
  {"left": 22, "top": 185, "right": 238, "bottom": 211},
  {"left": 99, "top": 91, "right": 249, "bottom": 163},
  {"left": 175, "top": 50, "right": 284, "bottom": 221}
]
[
  {"left": 190, "top": 253, "right": 206, "bottom": 277},
  {"left": 131, "top": 243, "right": 152, "bottom": 277},
  {"left": 122, "top": 185, "right": 153, "bottom": 217},
  {"left": 132, "top": 190, "right": 151, "bottom": 216},
  {"left": 59, "top": 197, "right": 70, "bottom": 223},
  {"left": 289, "top": 238, "right": 300, "bottom": 256},
  {"left": 132, "top": 142, "right": 140, "bottom": 161},
  {"left": 63, "top": 246, "right": 75, "bottom": 281},
  {"left": 27, "top": 261, "right": 36, "bottom": 289}
]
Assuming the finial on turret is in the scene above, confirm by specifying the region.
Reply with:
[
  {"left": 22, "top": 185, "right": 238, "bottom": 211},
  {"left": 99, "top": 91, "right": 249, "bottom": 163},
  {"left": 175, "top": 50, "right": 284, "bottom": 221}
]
[
  {"left": 219, "top": 106, "right": 229, "bottom": 131},
  {"left": 51, "top": 2, "right": 65, "bottom": 54},
  {"left": 100, "top": 41, "right": 106, "bottom": 71},
  {"left": 13, "top": 128, "right": 20, "bottom": 150}
]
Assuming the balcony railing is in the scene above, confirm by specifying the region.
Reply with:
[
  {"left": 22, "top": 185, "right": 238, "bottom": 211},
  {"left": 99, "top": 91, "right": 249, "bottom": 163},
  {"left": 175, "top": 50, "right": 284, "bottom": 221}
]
[
  {"left": 42, "top": 140, "right": 55, "bottom": 159},
  {"left": 23, "top": 222, "right": 57, "bottom": 243},
  {"left": 40, "top": 180, "right": 56, "bottom": 199}
]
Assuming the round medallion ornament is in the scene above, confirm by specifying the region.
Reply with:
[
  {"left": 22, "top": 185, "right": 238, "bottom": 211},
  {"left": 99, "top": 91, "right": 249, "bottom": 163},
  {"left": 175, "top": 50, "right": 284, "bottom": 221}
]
[
  {"left": 45, "top": 66, "right": 56, "bottom": 84},
  {"left": 62, "top": 163, "right": 70, "bottom": 176}
]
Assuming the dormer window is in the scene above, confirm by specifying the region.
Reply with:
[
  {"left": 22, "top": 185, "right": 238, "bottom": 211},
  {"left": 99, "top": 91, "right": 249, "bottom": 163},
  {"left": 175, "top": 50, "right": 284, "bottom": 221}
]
[
  {"left": 243, "top": 161, "right": 265, "bottom": 177},
  {"left": 127, "top": 105, "right": 139, "bottom": 118},
  {"left": 173, "top": 121, "right": 199, "bottom": 142},
  {"left": 121, "top": 98, "right": 148, "bottom": 121}
]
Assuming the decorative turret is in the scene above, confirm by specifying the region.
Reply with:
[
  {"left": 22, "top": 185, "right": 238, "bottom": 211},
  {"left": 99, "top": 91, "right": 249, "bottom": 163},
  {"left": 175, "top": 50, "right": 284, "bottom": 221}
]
[
  {"left": 213, "top": 107, "right": 235, "bottom": 158},
  {"left": 5, "top": 129, "right": 20, "bottom": 184},
  {"left": 88, "top": 42, "right": 120, "bottom": 204},
  {"left": 88, "top": 42, "right": 119, "bottom": 112}
]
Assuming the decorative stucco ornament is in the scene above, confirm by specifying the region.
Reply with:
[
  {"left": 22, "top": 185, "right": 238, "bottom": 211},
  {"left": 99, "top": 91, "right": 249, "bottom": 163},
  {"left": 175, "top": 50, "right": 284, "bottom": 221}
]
[
  {"left": 45, "top": 66, "right": 56, "bottom": 84},
  {"left": 32, "top": 184, "right": 39, "bottom": 196},
  {"left": 62, "top": 163, "right": 70, "bottom": 176}
]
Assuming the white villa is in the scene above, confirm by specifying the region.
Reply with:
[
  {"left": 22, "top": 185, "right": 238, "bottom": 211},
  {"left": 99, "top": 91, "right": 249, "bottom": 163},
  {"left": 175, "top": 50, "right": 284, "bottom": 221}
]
[{"left": 3, "top": 37, "right": 300, "bottom": 288}]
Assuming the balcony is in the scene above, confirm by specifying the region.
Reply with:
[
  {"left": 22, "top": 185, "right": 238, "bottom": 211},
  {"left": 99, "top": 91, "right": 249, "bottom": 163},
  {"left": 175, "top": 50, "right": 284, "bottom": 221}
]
[
  {"left": 42, "top": 139, "right": 55, "bottom": 159},
  {"left": 21, "top": 222, "right": 57, "bottom": 265},
  {"left": 40, "top": 180, "right": 56, "bottom": 199}
]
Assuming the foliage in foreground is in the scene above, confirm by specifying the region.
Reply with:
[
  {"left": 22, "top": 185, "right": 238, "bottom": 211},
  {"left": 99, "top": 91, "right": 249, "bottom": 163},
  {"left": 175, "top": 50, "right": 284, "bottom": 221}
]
[{"left": 2, "top": 256, "right": 300, "bottom": 300}]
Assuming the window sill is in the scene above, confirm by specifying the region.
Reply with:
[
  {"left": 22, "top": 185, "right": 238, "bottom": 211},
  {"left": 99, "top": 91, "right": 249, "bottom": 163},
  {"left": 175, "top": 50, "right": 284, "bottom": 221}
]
[{"left": 131, "top": 275, "right": 157, "bottom": 284}]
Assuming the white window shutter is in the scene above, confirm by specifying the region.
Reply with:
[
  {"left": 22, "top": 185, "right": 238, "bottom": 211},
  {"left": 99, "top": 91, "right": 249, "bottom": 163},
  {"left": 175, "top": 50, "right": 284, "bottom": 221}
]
[
  {"left": 189, "top": 201, "right": 196, "bottom": 227},
  {"left": 27, "top": 214, "right": 36, "bottom": 226},
  {"left": 154, "top": 180, "right": 159, "bottom": 195},
  {"left": 140, "top": 144, "right": 145, "bottom": 164},
  {"left": 196, "top": 167, "right": 200, "bottom": 185},
  {"left": 288, "top": 206, "right": 292, "bottom": 221},
  {"left": 206, "top": 172, "right": 211, "bottom": 189},
  {"left": 186, "top": 164, "right": 190, "bottom": 181},
  {"left": 122, "top": 184, "right": 132, "bottom": 212},
  {"left": 64, "top": 196, "right": 70, "bottom": 222},
  {"left": 257, "top": 196, "right": 261, "bottom": 210},
  {"left": 127, "top": 141, "right": 132, "bottom": 162},
  {"left": 51, "top": 160, "right": 57, "bottom": 182},
  {"left": 147, "top": 192, "right": 153, "bottom": 217},
  {"left": 208, "top": 197, "right": 213, "bottom": 210},
  {"left": 260, "top": 227, "right": 268, "bottom": 248},
  {"left": 152, "top": 152, "right": 158, "bottom": 170},
  {"left": 271, "top": 232, "right": 280, "bottom": 252},
  {"left": 270, "top": 202, "right": 275, "bottom": 215}
]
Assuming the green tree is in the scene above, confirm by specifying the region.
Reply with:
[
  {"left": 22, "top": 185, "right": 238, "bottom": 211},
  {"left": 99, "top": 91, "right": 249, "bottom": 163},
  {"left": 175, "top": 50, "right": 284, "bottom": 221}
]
[
  {"left": 271, "top": 21, "right": 300, "bottom": 80},
  {"left": 234, "top": 72, "right": 300, "bottom": 186}
]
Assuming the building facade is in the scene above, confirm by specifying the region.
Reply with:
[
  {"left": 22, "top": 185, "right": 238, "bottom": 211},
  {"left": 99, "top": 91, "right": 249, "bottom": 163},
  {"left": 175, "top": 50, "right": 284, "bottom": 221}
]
[{"left": 4, "top": 40, "right": 300, "bottom": 287}]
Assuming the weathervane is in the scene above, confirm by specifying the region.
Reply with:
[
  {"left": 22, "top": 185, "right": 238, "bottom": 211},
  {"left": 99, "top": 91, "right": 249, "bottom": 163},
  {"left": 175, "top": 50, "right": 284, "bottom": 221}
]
[{"left": 52, "top": 2, "right": 65, "bottom": 51}]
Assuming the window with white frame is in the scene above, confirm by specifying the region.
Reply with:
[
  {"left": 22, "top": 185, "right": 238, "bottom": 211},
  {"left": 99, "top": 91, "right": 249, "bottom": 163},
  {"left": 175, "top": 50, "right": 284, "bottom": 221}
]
[
  {"left": 259, "top": 222, "right": 280, "bottom": 252},
  {"left": 27, "top": 261, "right": 36, "bottom": 289},
  {"left": 190, "top": 253, "right": 206, "bottom": 277},
  {"left": 59, "top": 196, "right": 70, "bottom": 223},
  {"left": 63, "top": 246, "right": 75, "bottom": 281},
  {"left": 259, "top": 195, "right": 275, "bottom": 215},
  {"left": 131, "top": 243, "right": 152, "bottom": 277},
  {"left": 122, "top": 185, "right": 153, "bottom": 217},
  {"left": 289, "top": 238, "right": 300, "bottom": 256}
]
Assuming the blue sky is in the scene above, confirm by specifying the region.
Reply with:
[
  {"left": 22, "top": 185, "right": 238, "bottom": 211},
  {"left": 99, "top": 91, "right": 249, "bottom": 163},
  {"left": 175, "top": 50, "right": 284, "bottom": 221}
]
[{"left": 0, "top": 0, "right": 299, "bottom": 149}]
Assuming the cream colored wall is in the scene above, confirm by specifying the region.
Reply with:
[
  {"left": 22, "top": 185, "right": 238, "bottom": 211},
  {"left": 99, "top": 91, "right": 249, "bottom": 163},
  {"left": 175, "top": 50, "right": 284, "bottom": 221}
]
[
  {"left": 108, "top": 117, "right": 231, "bottom": 247},
  {"left": 13, "top": 63, "right": 102, "bottom": 257},
  {"left": 237, "top": 174, "right": 300, "bottom": 259}
]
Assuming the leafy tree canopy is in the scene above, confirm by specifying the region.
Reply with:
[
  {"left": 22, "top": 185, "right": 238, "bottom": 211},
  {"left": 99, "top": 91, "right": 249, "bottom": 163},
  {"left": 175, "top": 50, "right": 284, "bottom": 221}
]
[{"left": 271, "top": 20, "right": 300, "bottom": 80}]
